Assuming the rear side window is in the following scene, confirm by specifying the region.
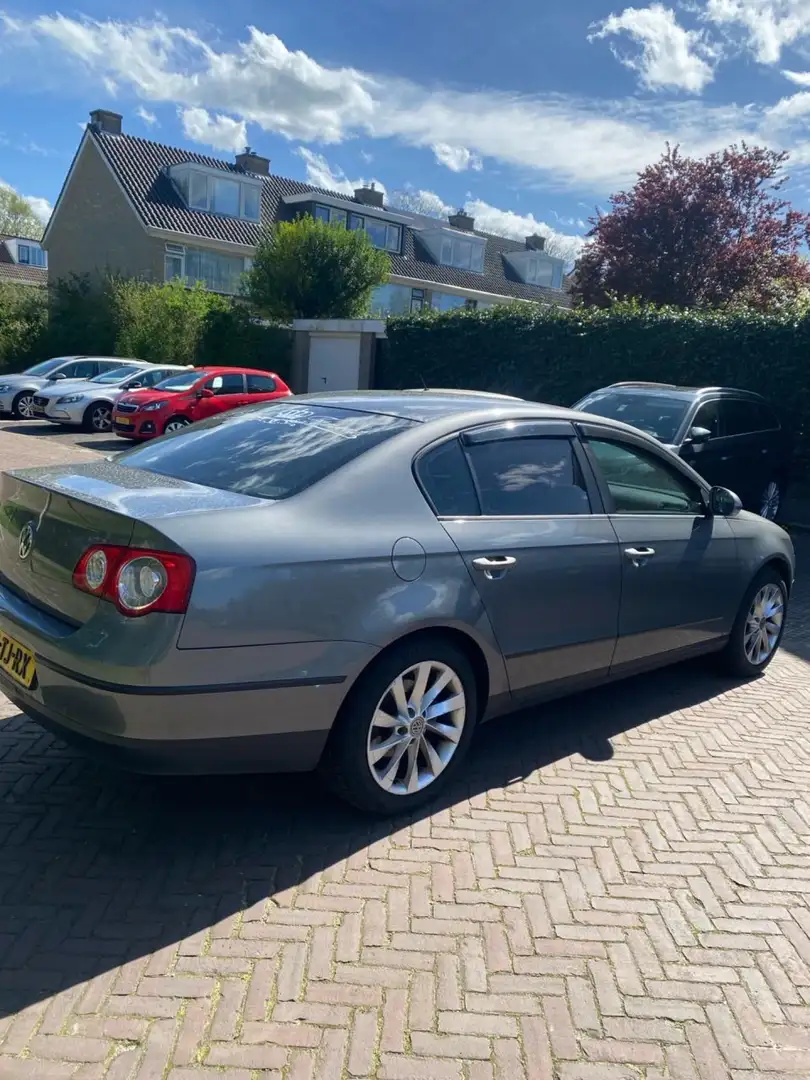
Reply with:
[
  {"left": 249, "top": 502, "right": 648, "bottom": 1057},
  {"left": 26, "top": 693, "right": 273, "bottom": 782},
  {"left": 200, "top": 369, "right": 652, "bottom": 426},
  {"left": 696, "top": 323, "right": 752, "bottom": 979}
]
[
  {"left": 246, "top": 374, "right": 278, "bottom": 394},
  {"left": 466, "top": 437, "right": 591, "bottom": 516},
  {"left": 118, "top": 403, "right": 415, "bottom": 500},
  {"left": 723, "top": 399, "right": 779, "bottom": 436},
  {"left": 416, "top": 439, "right": 479, "bottom": 517}
]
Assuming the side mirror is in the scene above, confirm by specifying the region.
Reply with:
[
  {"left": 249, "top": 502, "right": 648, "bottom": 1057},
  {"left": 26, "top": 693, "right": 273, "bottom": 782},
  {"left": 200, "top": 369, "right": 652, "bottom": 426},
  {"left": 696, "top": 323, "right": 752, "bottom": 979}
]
[
  {"left": 687, "top": 426, "right": 712, "bottom": 446},
  {"left": 128, "top": 381, "right": 142, "bottom": 389},
  {"left": 199, "top": 387, "right": 215, "bottom": 399},
  {"left": 49, "top": 372, "right": 67, "bottom": 382},
  {"left": 710, "top": 486, "right": 742, "bottom": 518}
]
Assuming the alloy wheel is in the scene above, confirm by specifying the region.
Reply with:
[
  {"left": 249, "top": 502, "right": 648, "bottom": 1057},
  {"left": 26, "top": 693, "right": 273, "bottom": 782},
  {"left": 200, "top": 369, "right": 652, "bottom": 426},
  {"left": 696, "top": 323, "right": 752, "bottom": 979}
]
[
  {"left": 15, "top": 394, "right": 35, "bottom": 420},
  {"left": 91, "top": 406, "right": 112, "bottom": 432},
  {"left": 760, "top": 481, "right": 781, "bottom": 521},
  {"left": 164, "top": 419, "right": 189, "bottom": 433},
  {"left": 366, "top": 660, "right": 466, "bottom": 796},
  {"left": 743, "top": 583, "right": 785, "bottom": 666}
]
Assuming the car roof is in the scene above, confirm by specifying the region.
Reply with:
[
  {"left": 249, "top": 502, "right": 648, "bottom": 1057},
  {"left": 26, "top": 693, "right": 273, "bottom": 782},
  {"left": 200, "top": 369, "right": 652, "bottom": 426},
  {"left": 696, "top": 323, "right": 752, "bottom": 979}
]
[
  {"left": 597, "top": 382, "right": 768, "bottom": 402},
  {"left": 290, "top": 389, "right": 570, "bottom": 422}
]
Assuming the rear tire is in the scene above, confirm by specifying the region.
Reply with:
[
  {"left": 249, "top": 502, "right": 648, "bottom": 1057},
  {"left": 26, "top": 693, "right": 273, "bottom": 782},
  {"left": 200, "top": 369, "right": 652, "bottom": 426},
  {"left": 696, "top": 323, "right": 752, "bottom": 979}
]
[
  {"left": 320, "top": 636, "right": 479, "bottom": 815},
  {"left": 11, "top": 392, "right": 35, "bottom": 420},
  {"left": 83, "top": 402, "right": 113, "bottom": 433},
  {"left": 163, "top": 416, "right": 190, "bottom": 434},
  {"left": 719, "top": 566, "right": 787, "bottom": 678}
]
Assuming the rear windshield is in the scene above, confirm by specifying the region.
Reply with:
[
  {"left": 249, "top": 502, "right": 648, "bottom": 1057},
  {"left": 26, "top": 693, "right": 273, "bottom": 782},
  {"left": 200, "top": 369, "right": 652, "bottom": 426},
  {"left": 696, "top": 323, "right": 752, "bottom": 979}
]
[
  {"left": 154, "top": 370, "right": 202, "bottom": 392},
  {"left": 117, "top": 402, "right": 416, "bottom": 500},
  {"left": 575, "top": 390, "right": 690, "bottom": 444}
]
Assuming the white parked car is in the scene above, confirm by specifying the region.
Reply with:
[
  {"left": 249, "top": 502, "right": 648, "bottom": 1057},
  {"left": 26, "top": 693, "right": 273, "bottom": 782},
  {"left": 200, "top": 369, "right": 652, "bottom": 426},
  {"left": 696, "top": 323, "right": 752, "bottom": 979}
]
[
  {"left": 32, "top": 363, "right": 195, "bottom": 433},
  {"left": 0, "top": 356, "right": 135, "bottom": 420}
]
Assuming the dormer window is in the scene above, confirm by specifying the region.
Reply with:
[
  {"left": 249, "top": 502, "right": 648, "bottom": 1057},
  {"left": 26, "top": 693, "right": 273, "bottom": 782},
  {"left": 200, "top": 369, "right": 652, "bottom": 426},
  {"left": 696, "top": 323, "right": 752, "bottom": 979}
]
[
  {"left": 504, "top": 249, "right": 564, "bottom": 290},
  {"left": 169, "top": 164, "right": 262, "bottom": 222},
  {"left": 312, "top": 204, "right": 400, "bottom": 252},
  {"left": 420, "top": 228, "right": 486, "bottom": 274},
  {"left": 524, "top": 256, "right": 554, "bottom": 287},
  {"left": 17, "top": 244, "right": 46, "bottom": 268}
]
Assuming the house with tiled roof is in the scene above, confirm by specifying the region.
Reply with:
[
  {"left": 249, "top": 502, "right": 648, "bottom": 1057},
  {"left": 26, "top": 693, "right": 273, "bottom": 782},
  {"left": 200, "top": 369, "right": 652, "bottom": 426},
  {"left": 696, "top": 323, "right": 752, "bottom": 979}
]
[
  {"left": 43, "top": 109, "right": 569, "bottom": 314},
  {"left": 0, "top": 233, "right": 48, "bottom": 287}
]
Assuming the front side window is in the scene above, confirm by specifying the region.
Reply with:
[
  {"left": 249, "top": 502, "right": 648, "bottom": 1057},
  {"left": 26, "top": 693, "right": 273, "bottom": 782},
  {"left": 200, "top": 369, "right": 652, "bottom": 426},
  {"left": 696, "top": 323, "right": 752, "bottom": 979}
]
[
  {"left": 466, "top": 437, "right": 591, "bottom": 516},
  {"left": 62, "top": 360, "right": 98, "bottom": 379},
  {"left": 575, "top": 390, "right": 690, "bottom": 444},
  {"left": 135, "top": 368, "right": 175, "bottom": 388},
  {"left": 416, "top": 438, "right": 480, "bottom": 517},
  {"left": 206, "top": 373, "right": 245, "bottom": 395},
  {"left": 588, "top": 438, "right": 704, "bottom": 515},
  {"left": 691, "top": 401, "right": 721, "bottom": 438},
  {"left": 117, "top": 403, "right": 415, "bottom": 501},
  {"left": 155, "top": 371, "right": 203, "bottom": 393}
]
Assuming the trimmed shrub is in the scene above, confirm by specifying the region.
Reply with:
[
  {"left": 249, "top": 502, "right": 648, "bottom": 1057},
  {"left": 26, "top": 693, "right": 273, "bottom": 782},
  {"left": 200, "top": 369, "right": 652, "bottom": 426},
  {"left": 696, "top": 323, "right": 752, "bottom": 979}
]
[{"left": 378, "top": 303, "right": 810, "bottom": 472}]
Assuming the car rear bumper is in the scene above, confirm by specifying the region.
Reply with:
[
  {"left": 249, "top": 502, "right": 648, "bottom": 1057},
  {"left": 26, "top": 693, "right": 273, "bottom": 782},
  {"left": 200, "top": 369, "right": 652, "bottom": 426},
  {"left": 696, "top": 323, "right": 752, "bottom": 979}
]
[{"left": 1, "top": 672, "right": 331, "bottom": 774}]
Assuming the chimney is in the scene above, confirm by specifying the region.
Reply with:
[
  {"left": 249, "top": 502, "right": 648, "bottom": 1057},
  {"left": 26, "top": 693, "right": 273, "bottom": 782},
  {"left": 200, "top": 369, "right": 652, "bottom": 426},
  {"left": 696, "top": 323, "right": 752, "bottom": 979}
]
[
  {"left": 449, "top": 208, "right": 475, "bottom": 232},
  {"left": 89, "top": 109, "right": 123, "bottom": 135},
  {"left": 526, "top": 234, "right": 546, "bottom": 251},
  {"left": 354, "top": 182, "right": 384, "bottom": 209},
  {"left": 235, "top": 146, "right": 270, "bottom": 176}
]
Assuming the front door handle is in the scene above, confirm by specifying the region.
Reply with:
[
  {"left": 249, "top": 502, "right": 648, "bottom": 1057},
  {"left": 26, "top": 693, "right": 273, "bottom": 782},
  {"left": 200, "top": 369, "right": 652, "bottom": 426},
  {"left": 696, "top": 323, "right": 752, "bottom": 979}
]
[
  {"left": 624, "top": 546, "right": 655, "bottom": 567},
  {"left": 472, "top": 555, "right": 517, "bottom": 580}
]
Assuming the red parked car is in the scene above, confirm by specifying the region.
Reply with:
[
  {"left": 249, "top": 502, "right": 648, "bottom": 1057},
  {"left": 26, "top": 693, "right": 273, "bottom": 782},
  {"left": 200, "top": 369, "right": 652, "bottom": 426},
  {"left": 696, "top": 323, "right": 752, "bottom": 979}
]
[{"left": 113, "top": 366, "right": 292, "bottom": 440}]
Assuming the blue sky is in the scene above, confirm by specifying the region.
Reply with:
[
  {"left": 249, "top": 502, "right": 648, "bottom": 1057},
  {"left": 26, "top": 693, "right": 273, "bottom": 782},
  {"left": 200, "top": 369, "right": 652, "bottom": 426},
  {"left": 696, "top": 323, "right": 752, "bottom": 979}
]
[{"left": 5, "top": 2, "right": 810, "bottom": 258}]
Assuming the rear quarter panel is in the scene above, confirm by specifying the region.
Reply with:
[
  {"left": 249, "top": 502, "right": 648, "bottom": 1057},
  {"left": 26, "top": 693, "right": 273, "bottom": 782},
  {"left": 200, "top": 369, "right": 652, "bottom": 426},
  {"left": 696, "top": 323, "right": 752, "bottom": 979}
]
[{"left": 156, "top": 427, "right": 510, "bottom": 707}]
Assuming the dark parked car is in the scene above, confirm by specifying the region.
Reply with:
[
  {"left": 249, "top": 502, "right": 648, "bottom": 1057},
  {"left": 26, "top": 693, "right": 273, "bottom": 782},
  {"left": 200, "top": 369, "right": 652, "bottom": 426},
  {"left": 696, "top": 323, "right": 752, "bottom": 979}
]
[{"left": 573, "top": 383, "right": 792, "bottom": 520}]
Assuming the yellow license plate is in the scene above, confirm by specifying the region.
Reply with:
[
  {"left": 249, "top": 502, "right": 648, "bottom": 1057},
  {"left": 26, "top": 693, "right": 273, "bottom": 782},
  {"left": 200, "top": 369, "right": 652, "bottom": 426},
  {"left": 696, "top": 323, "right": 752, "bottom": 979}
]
[
  {"left": 116, "top": 416, "right": 134, "bottom": 427},
  {"left": 0, "top": 631, "right": 36, "bottom": 689}
]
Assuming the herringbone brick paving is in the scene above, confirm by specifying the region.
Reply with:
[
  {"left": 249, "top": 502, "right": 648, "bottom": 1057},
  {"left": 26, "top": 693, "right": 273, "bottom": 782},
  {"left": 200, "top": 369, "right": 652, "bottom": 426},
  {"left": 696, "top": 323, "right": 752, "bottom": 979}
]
[{"left": 1, "top": 534, "right": 809, "bottom": 1079}]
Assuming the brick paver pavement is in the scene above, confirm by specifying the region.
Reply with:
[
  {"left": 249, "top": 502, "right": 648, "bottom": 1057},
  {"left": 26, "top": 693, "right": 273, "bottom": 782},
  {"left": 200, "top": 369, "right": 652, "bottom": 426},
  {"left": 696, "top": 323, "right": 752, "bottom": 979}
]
[{"left": 1, "top": 423, "right": 809, "bottom": 1078}]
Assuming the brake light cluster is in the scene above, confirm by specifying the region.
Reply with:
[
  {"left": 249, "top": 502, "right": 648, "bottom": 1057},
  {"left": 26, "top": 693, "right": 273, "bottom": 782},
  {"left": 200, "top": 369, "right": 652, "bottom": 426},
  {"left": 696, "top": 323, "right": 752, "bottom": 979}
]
[{"left": 73, "top": 545, "right": 195, "bottom": 617}]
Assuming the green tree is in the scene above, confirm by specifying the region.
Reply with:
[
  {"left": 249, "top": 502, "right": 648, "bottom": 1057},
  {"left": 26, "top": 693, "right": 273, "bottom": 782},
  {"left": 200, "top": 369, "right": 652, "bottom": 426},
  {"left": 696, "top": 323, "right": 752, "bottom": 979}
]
[
  {"left": 244, "top": 215, "right": 390, "bottom": 320},
  {"left": 111, "top": 278, "right": 230, "bottom": 364},
  {"left": 0, "top": 185, "right": 45, "bottom": 239}
]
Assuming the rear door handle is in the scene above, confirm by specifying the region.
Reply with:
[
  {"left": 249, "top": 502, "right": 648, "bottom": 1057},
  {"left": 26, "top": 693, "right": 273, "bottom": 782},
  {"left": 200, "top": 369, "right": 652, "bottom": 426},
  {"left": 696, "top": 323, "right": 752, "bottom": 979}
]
[
  {"left": 472, "top": 555, "right": 517, "bottom": 579},
  {"left": 624, "top": 547, "right": 655, "bottom": 566}
]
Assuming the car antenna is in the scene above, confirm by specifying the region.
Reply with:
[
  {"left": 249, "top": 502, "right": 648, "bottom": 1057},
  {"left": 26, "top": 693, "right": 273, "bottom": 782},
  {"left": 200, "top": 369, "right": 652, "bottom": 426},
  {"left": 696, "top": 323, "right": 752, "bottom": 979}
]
[{"left": 418, "top": 373, "right": 428, "bottom": 391}]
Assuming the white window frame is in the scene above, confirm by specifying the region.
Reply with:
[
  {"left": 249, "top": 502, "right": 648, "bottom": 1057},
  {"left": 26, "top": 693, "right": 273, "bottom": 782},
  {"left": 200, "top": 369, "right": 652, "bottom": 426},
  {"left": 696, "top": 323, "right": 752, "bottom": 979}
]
[
  {"left": 163, "top": 243, "right": 249, "bottom": 296},
  {"left": 169, "top": 164, "right": 262, "bottom": 223},
  {"left": 346, "top": 210, "right": 401, "bottom": 253}
]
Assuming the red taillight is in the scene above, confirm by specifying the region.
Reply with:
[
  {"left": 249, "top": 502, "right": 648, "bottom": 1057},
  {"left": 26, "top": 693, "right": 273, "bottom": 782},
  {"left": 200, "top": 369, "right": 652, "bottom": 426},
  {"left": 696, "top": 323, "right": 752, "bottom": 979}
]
[{"left": 73, "top": 545, "right": 195, "bottom": 617}]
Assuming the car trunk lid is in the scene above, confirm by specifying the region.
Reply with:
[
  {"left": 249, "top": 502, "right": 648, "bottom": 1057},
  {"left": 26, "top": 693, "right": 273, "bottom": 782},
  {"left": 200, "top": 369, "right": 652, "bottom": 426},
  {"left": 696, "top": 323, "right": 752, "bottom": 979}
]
[{"left": 0, "top": 461, "right": 264, "bottom": 625}]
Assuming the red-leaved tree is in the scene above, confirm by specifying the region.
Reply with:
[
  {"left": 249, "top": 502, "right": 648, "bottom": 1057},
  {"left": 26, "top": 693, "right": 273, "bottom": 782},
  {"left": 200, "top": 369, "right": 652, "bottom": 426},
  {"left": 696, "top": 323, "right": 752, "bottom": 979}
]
[{"left": 574, "top": 144, "right": 810, "bottom": 310}]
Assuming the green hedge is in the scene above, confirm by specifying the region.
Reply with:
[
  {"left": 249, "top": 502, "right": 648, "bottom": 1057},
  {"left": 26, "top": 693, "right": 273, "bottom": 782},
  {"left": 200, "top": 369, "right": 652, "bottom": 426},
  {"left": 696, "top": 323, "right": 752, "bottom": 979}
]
[
  {"left": 378, "top": 303, "right": 810, "bottom": 473},
  {"left": 0, "top": 277, "right": 293, "bottom": 379}
]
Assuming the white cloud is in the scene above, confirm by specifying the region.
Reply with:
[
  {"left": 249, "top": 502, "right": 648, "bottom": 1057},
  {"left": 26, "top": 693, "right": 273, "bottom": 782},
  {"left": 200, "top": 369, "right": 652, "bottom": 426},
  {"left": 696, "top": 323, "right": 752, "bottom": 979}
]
[
  {"left": 463, "top": 199, "right": 586, "bottom": 262},
  {"left": 296, "top": 147, "right": 386, "bottom": 196},
  {"left": 590, "top": 4, "right": 717, "bottom": 92},
  {"left": 180, "top": 107, "right": 247, "bottom": 152},
  {"left": 431, "top": 143, "right": 483, "bottom": 172},
  {"left": 1, "top": 13, "right": 808, "bottom": 194},
  {"left": 24, "top": 194, "right": 52, "bottom": 224},
  {"left": 0, "top": 179, "right": 52, "bottom": 225},
  {"left": 135, "top": 105, "right": 157, "bottom": 126},
  {"left": 703, "top": 0, "right": 810, "bottom": 65}
]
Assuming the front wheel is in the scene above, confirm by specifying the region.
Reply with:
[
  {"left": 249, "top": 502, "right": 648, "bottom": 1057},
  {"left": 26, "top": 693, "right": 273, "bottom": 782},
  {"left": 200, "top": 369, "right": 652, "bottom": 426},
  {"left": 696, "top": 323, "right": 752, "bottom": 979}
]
[
  {"left": 321, "top": 637, "right": 479, "bottom": 814},
  {"left": 719, "top": 567, "right": 788, "bottom": 678},
  {"left": 84, "top": 402, "right": 113, "bottom": 433},
  {"left": 758, "top": 479, "right": 783, "bottom": 521},
  {"left": 163, "top": 417, "right": 190, "bottom": 434},
  {"left": 11, "top": 392, "right": 35, "bottom": 420}
]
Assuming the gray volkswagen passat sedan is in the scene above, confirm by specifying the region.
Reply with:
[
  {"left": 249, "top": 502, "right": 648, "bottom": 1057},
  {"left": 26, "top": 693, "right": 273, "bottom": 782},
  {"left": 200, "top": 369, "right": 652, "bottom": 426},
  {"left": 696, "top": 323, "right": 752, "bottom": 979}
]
[{"left": 0, "top": 391, "right": 795, "bottom": 814}]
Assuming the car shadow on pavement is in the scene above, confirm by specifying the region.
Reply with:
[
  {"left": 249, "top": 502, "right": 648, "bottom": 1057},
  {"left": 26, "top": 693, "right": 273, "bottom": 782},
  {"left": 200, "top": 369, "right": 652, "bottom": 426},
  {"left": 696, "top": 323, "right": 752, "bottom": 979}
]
[{"left": 0, "top": 656, "right": 753, "bottom": 1021}]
